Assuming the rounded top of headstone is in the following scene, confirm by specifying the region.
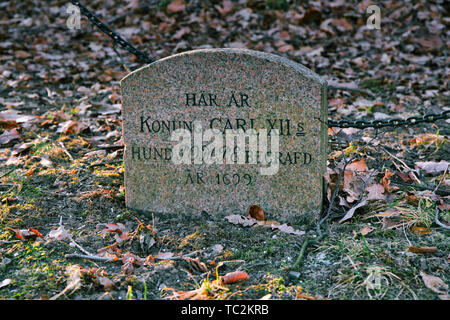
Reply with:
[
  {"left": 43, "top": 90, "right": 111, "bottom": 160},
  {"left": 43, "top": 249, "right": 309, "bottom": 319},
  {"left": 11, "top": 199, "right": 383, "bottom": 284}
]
[{"left": 121, "top": 48, "right": 327, "bottom": 87}]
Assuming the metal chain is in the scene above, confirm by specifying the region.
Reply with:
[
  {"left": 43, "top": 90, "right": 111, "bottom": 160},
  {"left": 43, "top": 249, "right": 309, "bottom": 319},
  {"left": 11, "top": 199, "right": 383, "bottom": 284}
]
[
  {"left": 70, "top": 1, "right": 449, "bottom": 129},
  {"left": 328, "top": 109, "right": 450, "bottom": 129},
  {"left": 69, "top": 0, "right": 154, "bottom": 64}
]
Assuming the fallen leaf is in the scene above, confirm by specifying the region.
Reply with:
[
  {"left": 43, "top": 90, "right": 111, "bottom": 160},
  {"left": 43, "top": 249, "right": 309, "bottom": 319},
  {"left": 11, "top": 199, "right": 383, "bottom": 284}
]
[
  {"left": 98, "top": 276, "right": 115, "bottom": 291},
  {"left": 420, "top": 270, "right": 448, "bottom": 294},
  {"left": 248, "top": 205, "right": 264, "bottom": 221},
  {"left": 154, "top": 252, "right": 174, "bottom": 260},
  {"left": 0, "top": 128, "right": 21, "bottom": 146},
  {"left": 338, "top": 199, "right": 368, "bottom": 223},
  {"left": 381, "top": 169, "right": 397, "bottom": 192},
  {"left": 360, "top": 226, "right": 373, "bottom": 236},
  {"left": 57, "top": 120, "right": 89, "bottom": 135},
  {"left": 277, "top": 44, "right": 294, "bottom": 53},
  {"left": 0, "top": 279, "right": 12, "bottom": 289},
  {"left": 8, "top": 227, "right": 43, "bottom": 241},
  {"left": 410, "top": 226, "right": 432, "bottom": 236},
  {"left": 415, "top": 161, "right": 449, "bottom": 176},
  {"left": 222, "top": 271, "right": 248, "bottom": 284},
  {"left": 346, "top": 158, "right": 368, "bottom": 172},
  {"left": 167, "top": 0, "right": 185, "bottom": 13},
  {"left": 408, "top": 246, "right": 437, "bottom": 254},
  {"left": 366, "top": 183, "right": 386, "bottom": 200},
  {"left": 46, "top": 225, "right": 71, "bottom": 241},
  {"left": 215, "top": 0, "right": 233, "bottom": 15}
]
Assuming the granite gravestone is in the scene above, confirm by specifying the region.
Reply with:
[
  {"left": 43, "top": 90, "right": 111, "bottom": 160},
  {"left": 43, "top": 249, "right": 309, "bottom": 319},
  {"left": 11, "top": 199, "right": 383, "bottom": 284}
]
[{"left": 120, "top": 48, "right": 327, "bottom": 225}]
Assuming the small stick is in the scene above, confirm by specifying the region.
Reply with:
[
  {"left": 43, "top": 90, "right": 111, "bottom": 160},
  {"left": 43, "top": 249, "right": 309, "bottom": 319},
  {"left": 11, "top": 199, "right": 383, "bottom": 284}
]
[
  {"left": 291, "top": 236, "right": 310, "bottom": 270},
  {"left": 433, "top": 164, "right": 448, "bottom": 193},
  {"left": 58, "top": 216, "right": 92, "bottom": 256},
  {"left": 65, "top": 253, "right": 112, "bottom": 262},
  {"left": 0, "top": 240, "right": 20, "bottom": 244},
  {"left": 59, "top": 141, "right": 74, "bottom": 161},
  {"left": 381, "top": 147, "right": 422, "bottom": 184}
]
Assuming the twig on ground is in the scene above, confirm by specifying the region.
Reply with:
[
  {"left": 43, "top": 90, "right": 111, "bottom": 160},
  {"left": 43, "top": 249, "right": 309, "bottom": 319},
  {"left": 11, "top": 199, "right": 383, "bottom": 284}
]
[
  {"left": 381, "top": 146, "right": 422, "bottom": 184},
  {"left": 154, "top": 250, "right": 202, "bottom": 261},
  {"left": 58, "top": 216, "right": 93, "bottom": 256},
  {"left": 59, "top": 141, "right": 74, "bottom": 161},
  {"left": 0, "top": 240, "right": 20, "bottom": 244},
  {"left": 434, "top": 163, "right": 448, "bottom": 193},
  {"left": 65, "top": 253, "right": 112, "bottom": 262},
  {"left": 291, "top": 236, "right": 310, "bottom": 270}
]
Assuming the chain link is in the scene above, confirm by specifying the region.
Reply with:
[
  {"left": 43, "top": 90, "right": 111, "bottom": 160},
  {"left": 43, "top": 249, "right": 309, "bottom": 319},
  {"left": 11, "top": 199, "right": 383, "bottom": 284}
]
[
  {"left": 69, "top": 0, "right": 154, "bottom": 64},
  {"left": 328, "top": 110, "right": 450, "bottom": 128},
  {"left": 71, "top": 1, "right": 449, "bottom": 129}
]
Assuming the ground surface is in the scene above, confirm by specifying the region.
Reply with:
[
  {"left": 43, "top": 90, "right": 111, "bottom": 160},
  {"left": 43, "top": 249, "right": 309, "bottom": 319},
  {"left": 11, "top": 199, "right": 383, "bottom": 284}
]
[{"left": 0, "top": 0, "right": 449, "bottom": 300}]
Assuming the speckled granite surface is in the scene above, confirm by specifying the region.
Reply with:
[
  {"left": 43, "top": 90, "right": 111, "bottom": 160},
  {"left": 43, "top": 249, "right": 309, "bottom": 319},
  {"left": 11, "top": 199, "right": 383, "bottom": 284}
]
[{"left": 120, "top": 48, "right": 327, "bottom": 226}]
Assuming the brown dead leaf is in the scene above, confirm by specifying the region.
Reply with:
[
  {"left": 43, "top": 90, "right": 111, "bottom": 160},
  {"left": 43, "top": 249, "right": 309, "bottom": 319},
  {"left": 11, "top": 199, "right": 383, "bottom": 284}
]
[
  {"left": 97, "top": 276, "right": 115, "bottom": 291},
  {"left": 332, "top": 18, "right": 353, "bottom": 32},
  {"left": 249, "top": 205, "right": 264, "bottom": 221},
  {"left": 167, "top": 0, "right": 185, "bottom": 13},
  {"left": 408, "top": 246, "right": 437, "bottom": 254},
  {"left": 8, "top": 227, "right": 43, "bottom": 241},
  {"left": 366, "top": 183, "right": 386, "bottom": 200},
  {"left": 381, "top": 169, "right": 397, "bottom": 193},
  {"left": 397, "top": 172, "right": 415, "bottom": 183},
  {"left": 0, "top": 128, "right": 21, "bottom": 146},
  {"left": 420, "top": 270, "right": 448, "bottom": 294},
  {"left": 215, "top": 0, "right": 233, "bottom": 15},
  {"left": 57, "top": 120, "right": 89, "bottom": 135},
  {"left": 277, "top": 44, "right": 294, "bottom": 53},
  {"left": 410, "top": 226, "right": 432, "bottom": 236},
  {"left": 338, "top": 199, "right": 368, "bottom": 223},
  {"left": 222, "top": 271, "right": 248, "bottom": 284},
  {"left": 346, "top": 159, "right": 368, "bottom": 172},
  {"left": 360, "top": 226, "right": 373, "bottom": 236}
]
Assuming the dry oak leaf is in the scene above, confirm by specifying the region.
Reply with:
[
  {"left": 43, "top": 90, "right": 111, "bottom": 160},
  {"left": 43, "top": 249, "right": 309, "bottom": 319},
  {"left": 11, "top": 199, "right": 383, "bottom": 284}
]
[{"left": 420, "top": 270, "right": 448, "bottom": 294}]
